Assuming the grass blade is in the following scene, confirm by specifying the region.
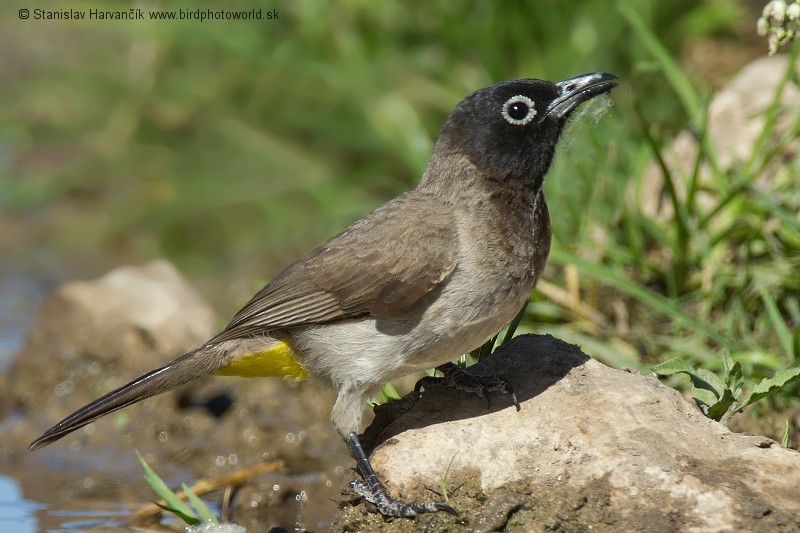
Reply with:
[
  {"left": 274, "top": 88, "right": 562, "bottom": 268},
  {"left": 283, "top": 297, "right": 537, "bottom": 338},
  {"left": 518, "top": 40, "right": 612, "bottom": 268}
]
[
  {"left": 550, "top": 246, "right": 732, "bottom": 346},
  {"left": 617, "top": 0, "right": 702, "bottom": 126},
  {"left": 136, "top": 450, "right": 197, "bottom": 522},
  {"left": 758, "top": 285, "right": 794, "bottom": 363},
  {"left": 500, "top": 302, "right": 529, "bottom": 345},
  {"left": 182, "top": 483, "right": 218, "bottom": 524}
]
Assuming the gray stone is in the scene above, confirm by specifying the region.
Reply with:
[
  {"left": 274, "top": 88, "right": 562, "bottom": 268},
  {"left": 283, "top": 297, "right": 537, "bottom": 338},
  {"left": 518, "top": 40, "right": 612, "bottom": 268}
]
[{"left": 339, "top": 334, "right": 800, "bottom": 532}]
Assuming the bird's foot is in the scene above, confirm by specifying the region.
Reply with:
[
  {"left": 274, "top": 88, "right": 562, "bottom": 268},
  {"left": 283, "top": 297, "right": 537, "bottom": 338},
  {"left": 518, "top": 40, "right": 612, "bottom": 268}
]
[
  {"left": 345, "top": 432, "right": 457, "bottom": 518},
  {"left": 349, "top": 477, "right": 456, "bottom": 518},
  {"left": 415, "top": 362, "right": 520, "bottom": 411}
]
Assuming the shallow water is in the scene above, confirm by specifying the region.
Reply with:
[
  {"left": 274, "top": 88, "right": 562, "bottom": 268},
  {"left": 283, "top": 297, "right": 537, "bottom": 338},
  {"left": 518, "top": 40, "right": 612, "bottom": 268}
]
[
  {"left": 2, "top": 423, "right": 347, "bottom": 531},
  {"left": 0, "top": 475, "right": 43, "bottom": 533}
]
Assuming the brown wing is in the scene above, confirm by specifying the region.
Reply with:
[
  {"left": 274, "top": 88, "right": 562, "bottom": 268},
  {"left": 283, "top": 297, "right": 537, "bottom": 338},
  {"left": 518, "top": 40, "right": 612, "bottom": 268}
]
[{"left": 210, "top": 191, "right": 458, "bottom": 344}]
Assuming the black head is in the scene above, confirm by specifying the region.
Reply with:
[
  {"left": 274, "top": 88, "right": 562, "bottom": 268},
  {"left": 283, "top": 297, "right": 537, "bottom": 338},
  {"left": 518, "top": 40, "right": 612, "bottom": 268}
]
[{"left": 435, "top": 72, "right": 619, "bottom": 188}]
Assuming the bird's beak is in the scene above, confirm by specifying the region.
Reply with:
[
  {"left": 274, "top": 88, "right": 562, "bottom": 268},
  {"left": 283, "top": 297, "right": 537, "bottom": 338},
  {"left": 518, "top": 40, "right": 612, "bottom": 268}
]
[{"left": 545, "top": 72, "right": 619, "bottom": 120}]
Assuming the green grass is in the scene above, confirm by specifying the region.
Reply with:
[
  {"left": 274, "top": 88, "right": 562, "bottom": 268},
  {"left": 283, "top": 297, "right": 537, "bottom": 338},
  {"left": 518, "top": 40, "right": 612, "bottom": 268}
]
[
  {"left": 4, "top": 0, "right": 798, "bottom": 435},
  {"left": 136, "top": 450, "right": 218, "bottom": 526}
]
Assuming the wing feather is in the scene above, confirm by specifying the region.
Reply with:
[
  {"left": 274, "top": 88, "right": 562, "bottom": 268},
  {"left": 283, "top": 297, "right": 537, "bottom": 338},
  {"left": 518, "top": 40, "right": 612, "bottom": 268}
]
[{"left": 210, "top": 192, "right": 458, "bottom": 344}]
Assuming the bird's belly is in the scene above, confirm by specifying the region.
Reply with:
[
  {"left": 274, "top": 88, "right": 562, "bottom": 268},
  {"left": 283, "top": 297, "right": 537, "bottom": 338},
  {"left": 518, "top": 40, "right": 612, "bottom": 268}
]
[
  {"left": 407, "top": 281, "right": 531, "bottom": 368},
  {"left": 288, "top": 277, "right": 531, "bottom": 390}
]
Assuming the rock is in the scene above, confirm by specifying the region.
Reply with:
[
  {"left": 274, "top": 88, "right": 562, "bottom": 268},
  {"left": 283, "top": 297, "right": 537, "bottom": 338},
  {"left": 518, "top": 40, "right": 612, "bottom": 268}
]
[
  {"left": 630, "top": 55, "right": 800, "bottom": 220},
  {"left": 334, "top": 334, "right": 800, "bottom": 532},
  {"left": 8, "top": 260, "right": 216, "bottom": 419}
]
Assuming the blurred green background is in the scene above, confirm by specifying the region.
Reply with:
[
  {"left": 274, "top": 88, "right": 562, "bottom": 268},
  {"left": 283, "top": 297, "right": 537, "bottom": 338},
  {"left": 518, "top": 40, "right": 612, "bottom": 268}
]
[{"left": 2, "top": 1, "right": 798, "bottom": 432}]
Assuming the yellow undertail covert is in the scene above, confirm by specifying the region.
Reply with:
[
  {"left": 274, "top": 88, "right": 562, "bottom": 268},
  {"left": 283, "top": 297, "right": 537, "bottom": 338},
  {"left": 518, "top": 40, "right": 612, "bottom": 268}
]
[{"left": 213, "top": 338, "right": 308, "bottom": 380}]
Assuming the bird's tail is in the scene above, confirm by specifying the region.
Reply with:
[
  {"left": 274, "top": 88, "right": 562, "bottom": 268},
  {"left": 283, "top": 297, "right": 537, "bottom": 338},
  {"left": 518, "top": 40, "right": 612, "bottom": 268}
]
[{"left": 28, "top": 346, "right": 224, "bottom": 451}]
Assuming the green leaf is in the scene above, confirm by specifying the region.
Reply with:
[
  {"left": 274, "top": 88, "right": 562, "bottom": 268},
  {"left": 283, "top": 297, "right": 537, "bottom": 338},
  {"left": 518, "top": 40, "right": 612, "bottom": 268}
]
[
  {"left": 182, "top": 483, "right": 218, "bottom": 524},
  {"left": 500, "top": 302, "right": 528, "bottom": 346},
  {"left": 378, "top": 382, "right": 401, "bottom": 402},
  {"left": 154, "top": 502, "right": 201, "bottom": 526},
  {"left": 721, "top": 350, "right": 744, "bottom": 400},
  {"left": 653, "top": 357, "right": 735, "bottom": 417},
  {"left": 476, "top": 333, "right": 499, "bottom": 362},
  {"left": 725, "top": 359, "right": 744, "bottom": 400},
  {"left": 692, "top": 388, "right": 719, "bottom": 410},
  {"left": 652, "top": 357, "right": 696, "bottom": 376},
  {"left": 736, "top": 367, "right": 800, "bottom": 413},
  {"left": 722, "top": 349, "right": 734, "bottom": 375},
  {"left": 705, "top": 388, "right": 736, "bottom": 421},
  {"left": 136, "top": 450, "right": 197, "bottom": 524},
  {"left": 653, "top": 358, "right": 724, "bottom": 398},
  {"left": 693, "top": 368, "right": 725, "bottom": 398}
]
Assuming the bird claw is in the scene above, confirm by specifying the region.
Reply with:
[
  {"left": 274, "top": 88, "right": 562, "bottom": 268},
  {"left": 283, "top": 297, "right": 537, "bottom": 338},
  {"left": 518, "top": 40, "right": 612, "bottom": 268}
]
[
  {"left": 349, "top": 479, "right": 457, "bottom": 518},
  {"left": 415, "top": 362, "right": 520, "bottom": 411},
  {"left": 345, "top": 431, "right": 456, "bottom": 518}
]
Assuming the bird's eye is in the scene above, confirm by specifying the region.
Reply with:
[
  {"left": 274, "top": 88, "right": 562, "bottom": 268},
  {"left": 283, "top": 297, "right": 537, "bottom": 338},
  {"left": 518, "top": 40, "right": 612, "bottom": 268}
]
[{"left": 501, "top": 95, "right": 537, "bottom": 126}]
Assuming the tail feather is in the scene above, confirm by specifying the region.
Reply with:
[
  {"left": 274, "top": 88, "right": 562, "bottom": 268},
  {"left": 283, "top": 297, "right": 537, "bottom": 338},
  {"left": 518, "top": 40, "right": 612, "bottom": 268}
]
[{"left": 29, "top": 347, "right": 222, "bottom": 451}]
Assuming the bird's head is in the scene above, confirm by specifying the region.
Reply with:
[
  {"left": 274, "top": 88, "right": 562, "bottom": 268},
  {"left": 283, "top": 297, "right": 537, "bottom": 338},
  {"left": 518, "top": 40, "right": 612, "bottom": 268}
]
[{"left": 433, "top": 72, "right": 619, "bottom": 189}]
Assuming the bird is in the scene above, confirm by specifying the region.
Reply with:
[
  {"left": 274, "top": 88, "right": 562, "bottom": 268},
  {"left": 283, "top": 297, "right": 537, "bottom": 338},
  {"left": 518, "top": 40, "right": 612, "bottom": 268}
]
[{"left": 29, "top": 72, "right": 619, "bottom": 517}]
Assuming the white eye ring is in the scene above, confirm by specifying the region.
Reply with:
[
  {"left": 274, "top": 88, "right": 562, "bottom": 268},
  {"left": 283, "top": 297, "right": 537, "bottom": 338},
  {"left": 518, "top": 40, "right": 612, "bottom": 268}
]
[{"left": 501, "top": 95, "right": 537, "bottom": 125}]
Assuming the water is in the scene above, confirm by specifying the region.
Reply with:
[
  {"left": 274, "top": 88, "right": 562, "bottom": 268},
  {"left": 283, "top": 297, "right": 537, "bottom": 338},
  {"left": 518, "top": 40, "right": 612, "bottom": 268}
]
[
  {"left": 0, "top": 475, "right": 42, "bottom": 533},
  {"left": 0, "top": 475, "right": 131, "bottom": 532}
]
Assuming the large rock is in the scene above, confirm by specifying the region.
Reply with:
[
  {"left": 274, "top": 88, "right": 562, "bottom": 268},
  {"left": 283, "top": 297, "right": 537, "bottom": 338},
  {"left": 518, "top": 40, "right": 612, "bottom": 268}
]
[{"left": 333, "top": 335, "right": 800, "bottom": 532}]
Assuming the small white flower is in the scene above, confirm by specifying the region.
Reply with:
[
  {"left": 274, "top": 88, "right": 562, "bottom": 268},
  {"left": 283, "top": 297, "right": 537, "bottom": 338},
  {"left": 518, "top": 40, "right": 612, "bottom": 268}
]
[
  {"left": 758, "top": 0, "right": 800, "bottom": 55},
  {"left": 769, "top": 33, "right": 780, "bottom": 55},
  {"left": 772, "top": 0, "right": 788, "bottom": 21},
  {"left": 757, "top": 17, "right": 769, "bottom": 35},
  {"left": 788, "top": 2, "right": 800, "bottom": 20}
]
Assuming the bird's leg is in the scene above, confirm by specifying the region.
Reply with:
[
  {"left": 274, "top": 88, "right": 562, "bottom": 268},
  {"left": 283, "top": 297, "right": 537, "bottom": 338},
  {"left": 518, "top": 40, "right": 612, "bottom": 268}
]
[
  {"left": 415, "top": 362, "right": 520, "bottom": 411},
  {"left": 345, "top": 431, "right": 457, "bottom": 517}
]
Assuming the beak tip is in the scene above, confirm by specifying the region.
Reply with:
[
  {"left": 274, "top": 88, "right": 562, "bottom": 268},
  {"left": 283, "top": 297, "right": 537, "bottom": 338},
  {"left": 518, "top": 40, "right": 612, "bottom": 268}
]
[{"left": 548, "top": 71, "right": 620, "bottom": 119}]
